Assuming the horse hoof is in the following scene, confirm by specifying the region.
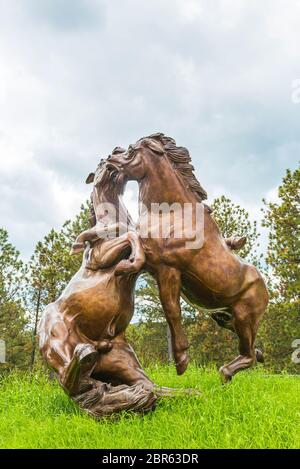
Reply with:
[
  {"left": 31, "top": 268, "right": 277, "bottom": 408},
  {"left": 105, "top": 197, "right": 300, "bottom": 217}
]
[
  {"left": 97, "top": 339, "right": 113, "bottom": 353},
  {"left": 74, "top": 344, "right": 99, "bottom": 368},
  {"left": 219, "top": 365, "right": 232, "bottom": 384},
  {"left": 175, "top": 353, "right": 189, "bottom": 375},
  {"left": 233, "top": 235, "right": 247, "bottom": 250},
  {"left": 70, "top": 243, "right": 84, "bottom": 255},
  {"left": 255, "top": 348, "right": 264, "bottom": 363},
  {"left": 227, "top": 235, "right": 247, "bottom": 251}
]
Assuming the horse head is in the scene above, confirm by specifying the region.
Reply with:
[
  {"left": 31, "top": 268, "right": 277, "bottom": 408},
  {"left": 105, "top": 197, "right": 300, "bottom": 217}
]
[
  {"left": 107, "top": 135, "right": 165, "bottom": 182},
  {"left": 86, "top": 147, "right": 124, "bottom": 187},
  {"left": 107, "top": 133, "right": 207, "bottom": 203}
]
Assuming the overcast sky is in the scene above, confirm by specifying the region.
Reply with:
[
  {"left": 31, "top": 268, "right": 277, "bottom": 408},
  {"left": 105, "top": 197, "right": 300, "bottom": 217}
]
[{"left": 0, "top": 0, "right": 299, "bottom": 259}]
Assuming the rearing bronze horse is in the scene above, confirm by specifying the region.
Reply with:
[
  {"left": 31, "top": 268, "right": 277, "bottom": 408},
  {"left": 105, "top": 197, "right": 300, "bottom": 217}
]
[{"left": 107, "top": 133, "right": 269, "bottom": 382}]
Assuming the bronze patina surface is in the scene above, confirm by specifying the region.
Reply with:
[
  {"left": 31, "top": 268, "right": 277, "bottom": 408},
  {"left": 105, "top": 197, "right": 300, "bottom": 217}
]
[{"left": 39, "top": 134, "right": 268, "bottom": 417}]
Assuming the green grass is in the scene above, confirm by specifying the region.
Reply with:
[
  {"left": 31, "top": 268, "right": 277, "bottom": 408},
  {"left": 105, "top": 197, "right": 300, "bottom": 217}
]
[{"left": 0, "top": 365, "right": 299, "bottom": 449}]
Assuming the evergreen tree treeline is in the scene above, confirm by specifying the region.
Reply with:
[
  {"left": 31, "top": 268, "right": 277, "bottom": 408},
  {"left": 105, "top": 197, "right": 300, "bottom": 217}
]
[{"left": 0, "top": 165, "right": 299, "bottom": 372}]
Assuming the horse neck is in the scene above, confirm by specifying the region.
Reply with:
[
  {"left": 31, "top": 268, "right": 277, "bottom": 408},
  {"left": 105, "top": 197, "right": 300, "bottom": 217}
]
[{"left": 138, "top": 160, "right": 197, "bottom": 209}]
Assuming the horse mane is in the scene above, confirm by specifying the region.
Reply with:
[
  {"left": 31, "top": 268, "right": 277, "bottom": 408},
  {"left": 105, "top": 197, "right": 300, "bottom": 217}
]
[{"left": 141, "top": 133, "right": 207, "bottom": 201}]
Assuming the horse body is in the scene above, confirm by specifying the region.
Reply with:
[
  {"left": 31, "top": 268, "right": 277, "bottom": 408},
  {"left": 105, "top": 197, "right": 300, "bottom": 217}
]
[
  {"left": 135, "top": 146, "right": 256, "bottom": 304},
  {"left": 107, "top": 133, "right": 269, "bottom": 381},
  {"left": 58, "top": 264, "right": 136, "bottom": 342}
]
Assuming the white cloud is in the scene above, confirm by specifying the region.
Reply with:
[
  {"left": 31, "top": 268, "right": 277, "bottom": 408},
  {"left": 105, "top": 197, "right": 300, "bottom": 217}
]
[
  {"left": 0, "top": 0, "right": 299, "bottom": 258},
  {"left": 123, "top": 183, "right": 139, "bottom": 223},
  {"left": 176, "top": 0, "right": 203, "bottom": 24},
  {"left": 265, "top": 187, "right": 280, "bottom": 204}
]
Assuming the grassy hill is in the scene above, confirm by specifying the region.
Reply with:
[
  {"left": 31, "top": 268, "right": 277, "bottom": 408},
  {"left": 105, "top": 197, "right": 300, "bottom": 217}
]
[{"left": 0, "top": 365, "right": 299, "bottom": 449}]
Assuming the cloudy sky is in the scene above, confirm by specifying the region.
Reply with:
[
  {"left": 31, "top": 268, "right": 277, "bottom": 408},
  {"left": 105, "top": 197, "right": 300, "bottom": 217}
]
[{"left": 0, "top": 0, "right": 299, "bottom": 259}]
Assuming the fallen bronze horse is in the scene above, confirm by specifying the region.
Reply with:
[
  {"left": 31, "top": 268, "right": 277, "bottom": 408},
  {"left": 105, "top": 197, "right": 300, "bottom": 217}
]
[
  {"left": 39, "top": 159, "right": 161, "bottom": 418},
  {"left": 107, "top": 133, "right": 269, "bottom": 382}
]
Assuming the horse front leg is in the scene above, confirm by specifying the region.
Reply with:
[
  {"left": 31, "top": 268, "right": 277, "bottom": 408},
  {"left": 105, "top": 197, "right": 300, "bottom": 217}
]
[
  {"left": 157, "top": 266, "right": 189, "bottom": 375},
  {"left": 92, "top": 333, "right": 154, "bottom": 390},
  {"left": 61, "top": 343, "right": 99, "bottom": 396},
  {"left": 70, "top": 227, "right": 99, "bottom": 254},
  {"left": 71, "top": 222, "right": 123, "bottom": 255},
  {"left": 39, "top": 311, "right": 99, "bottom": 397}
]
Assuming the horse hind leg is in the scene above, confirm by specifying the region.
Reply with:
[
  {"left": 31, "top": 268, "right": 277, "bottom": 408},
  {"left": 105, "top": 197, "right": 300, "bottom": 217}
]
[
  {"left": 219, "top": 310, "right": 258, "bottom": 383},
  {"left": 219, "top": 278, "right": 268, "bottom": 383}
]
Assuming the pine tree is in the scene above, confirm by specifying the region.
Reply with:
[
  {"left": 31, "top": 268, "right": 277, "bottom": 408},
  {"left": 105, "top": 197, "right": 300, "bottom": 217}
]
[
  {"left": 260, "top": 165, "right": 300, "bottom": 371},
  {"left": 211, "top": 195, "right": 262, "bottom": 266},
  {"left": 0, "top": 229, "right": 30, "bottom": 369},
  {"left": 262, "top": 166, "right": 300, "bottom": 301}
]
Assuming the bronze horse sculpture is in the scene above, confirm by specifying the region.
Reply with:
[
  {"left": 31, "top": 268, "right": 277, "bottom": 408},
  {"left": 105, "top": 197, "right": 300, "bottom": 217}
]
[
  {"left": 39, "top": 158, "right": 160, "bottom": 418},
  {"left": 107, "top": 133, "right": 269, "bottom": 382}
]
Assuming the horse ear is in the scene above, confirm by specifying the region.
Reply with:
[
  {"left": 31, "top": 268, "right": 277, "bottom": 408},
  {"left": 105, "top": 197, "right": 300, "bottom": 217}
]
[
  {"left": 85, "top": 172, "right": 95, "bottom": 184},
  {"left": 143, "top": 139, "right": 164, "bottom": 155}
]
